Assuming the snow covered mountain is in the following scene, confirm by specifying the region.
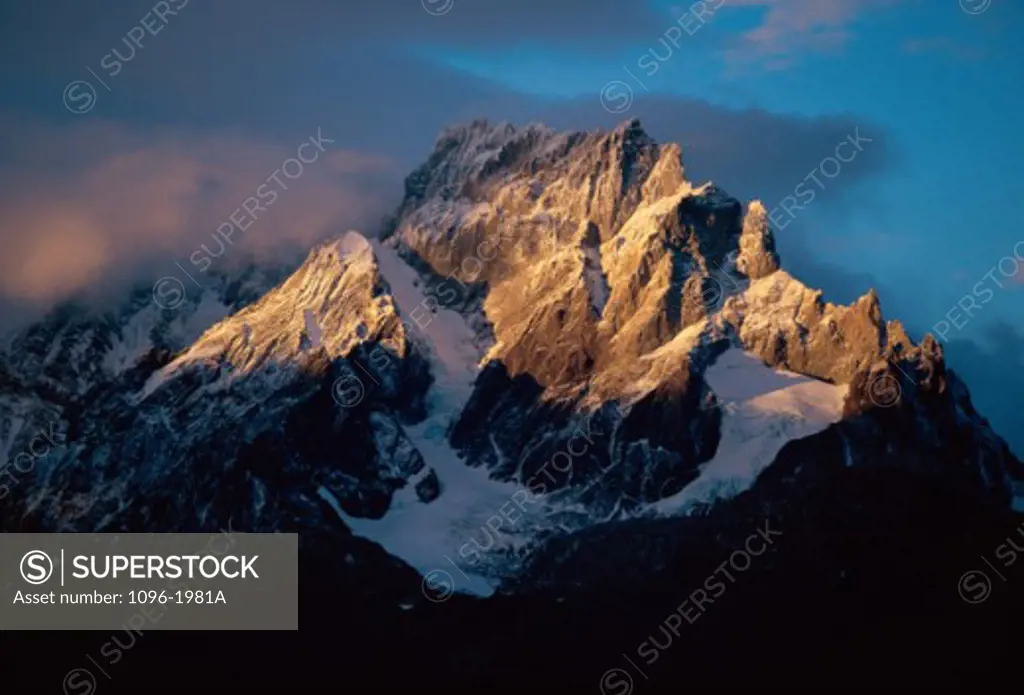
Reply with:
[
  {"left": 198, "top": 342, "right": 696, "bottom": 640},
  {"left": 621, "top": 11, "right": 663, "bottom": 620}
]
[
  {"left": 0, "top": 264, "right": 289, "bottom": 510},
  {"left": 2, "top": 120, "right": 1022, "bottom": 689},
  {"left": 4, "top": 116, "right": 1021, "bottom": 542}
]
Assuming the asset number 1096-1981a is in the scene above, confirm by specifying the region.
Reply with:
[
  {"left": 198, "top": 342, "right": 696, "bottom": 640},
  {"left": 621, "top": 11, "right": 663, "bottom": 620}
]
[{"left": 128, "top": 589, "right": 226, "bottom": 604}]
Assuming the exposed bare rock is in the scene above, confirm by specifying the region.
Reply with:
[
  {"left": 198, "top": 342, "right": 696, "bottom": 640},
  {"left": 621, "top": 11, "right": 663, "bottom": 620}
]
[
  {"left": 153, "top": 232, "right": 410, "bottom": 377},
  {"left": 736, "top": 200, "right": 780, "bottom": 280},
  {"left": 716, "top": 271, "right": 889, "bottom": 383},
  {"left": 641, "top": 142, "right": 686, "bottom": 201}
]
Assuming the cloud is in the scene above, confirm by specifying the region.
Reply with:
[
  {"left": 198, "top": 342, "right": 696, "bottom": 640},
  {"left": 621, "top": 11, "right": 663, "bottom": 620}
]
[
  {"left": 943, "top": 320, "right": 1024, "bottom": 458},
  {"left": 983, "top": 321, "right": 1024, "bottom": 357},
  {"left": 723, "top": 0, "right": 904, "bottom": 68},
  {"left": 0, "top": 115, "right": 401, "bottom": 308}
]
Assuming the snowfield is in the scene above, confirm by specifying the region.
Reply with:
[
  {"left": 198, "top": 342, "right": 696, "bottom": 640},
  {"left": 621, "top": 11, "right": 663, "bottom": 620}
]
[
  {"left": 649, "top": 349, "right": 848, "bottom": 515},
  {"left": 327, "top": 238, "right": 530, "bottom": 597}
]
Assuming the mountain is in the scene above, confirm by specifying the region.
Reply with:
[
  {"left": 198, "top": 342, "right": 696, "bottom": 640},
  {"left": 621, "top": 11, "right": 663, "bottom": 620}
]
[
  {"left": 0, "top": 264, "right": 288, "bottom": 509},
  {"left": 3, "top": 119, "right": 1022, "bottom": 691}
]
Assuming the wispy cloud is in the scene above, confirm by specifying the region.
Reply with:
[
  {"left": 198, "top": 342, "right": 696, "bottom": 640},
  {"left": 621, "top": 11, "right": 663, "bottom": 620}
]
[
  {"left": 0, "top": 116, "right": 400, "bottom": 307},
  {"left": 725, "top": 0, "right": 904, "bottom": 69}
]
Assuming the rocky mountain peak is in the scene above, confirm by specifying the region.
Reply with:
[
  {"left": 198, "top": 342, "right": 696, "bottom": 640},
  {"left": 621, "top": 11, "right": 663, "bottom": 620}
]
[
  {"left": 736, "top": 200, "right": 780, "bottom": 280},
  {"left": 142, "top": 231, "right": 404, "bottom": 386},
  {"left": 379, "top": 119, "right": 1020, "bottom": 510},
  {"left": 388, "top": 121, "right": 750, "bottom": 391},
  {"left": 641, "top": 142, "right": 686, "bottom": 201},
  {"left": 609, "top": 116, "right": 655, "bottom": 153}
]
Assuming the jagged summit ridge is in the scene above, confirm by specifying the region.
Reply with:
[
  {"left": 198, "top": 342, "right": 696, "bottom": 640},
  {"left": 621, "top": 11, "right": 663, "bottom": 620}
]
[
  {"left": 389, "top": 118, "right": 789, "bottom": 393},
  {"left": 143, "top": 231, "right": 404, "bottom": 385}
]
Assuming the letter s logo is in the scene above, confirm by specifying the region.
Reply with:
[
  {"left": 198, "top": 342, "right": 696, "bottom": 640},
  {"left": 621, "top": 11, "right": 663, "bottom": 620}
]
[{"left": 20, "top": 550, "right": 54, "bottom": 585}]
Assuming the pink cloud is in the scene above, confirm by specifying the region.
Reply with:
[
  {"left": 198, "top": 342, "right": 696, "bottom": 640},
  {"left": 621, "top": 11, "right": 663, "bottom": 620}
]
[
  {"left": 0, "top": 116, "right": 402, "bottom": 306},
  {"left": 724, "top": 0, "right": 905, "bottom": 69}
]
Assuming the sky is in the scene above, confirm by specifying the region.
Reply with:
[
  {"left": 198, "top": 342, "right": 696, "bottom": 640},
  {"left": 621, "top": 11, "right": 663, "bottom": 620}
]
[{"left": 0, "top": 0, "right": 1020, "bottom": 449}]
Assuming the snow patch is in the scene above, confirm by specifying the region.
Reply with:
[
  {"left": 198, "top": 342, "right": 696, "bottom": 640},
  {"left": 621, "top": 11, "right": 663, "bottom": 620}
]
[
  {"left": 650, "top": 349, "right": 847, "bottom": 515},
  {"left": 102, "top": 313, "right": 155, "bottom": 376},
  {"left": 334, "top": 230, "right": 374, "bottom": 259},
  {"left": 373, "top": 239, "right": 481, "bottom": 398},
  {"left": 325, "top": 240, "right": 529, "bottom": 597},
  {"left": 582, "top": 246, "right": 609, "bottom": 315},
  {"left": 302, "top": 309, "right": 322, "bottom": 349}
]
